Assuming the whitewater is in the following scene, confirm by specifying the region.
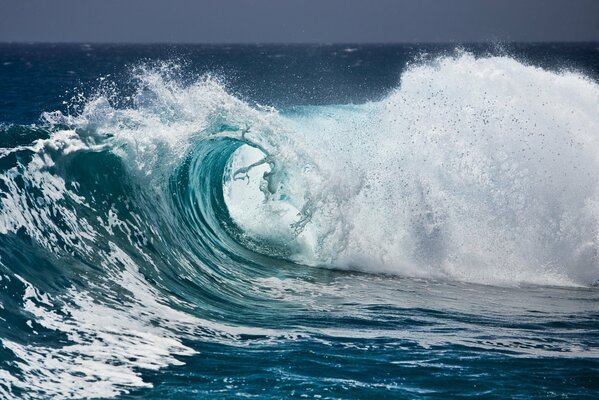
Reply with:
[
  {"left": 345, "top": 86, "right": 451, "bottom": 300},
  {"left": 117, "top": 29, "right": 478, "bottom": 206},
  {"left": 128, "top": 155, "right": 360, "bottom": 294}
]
[{"left": 0, "top": 45, "right": 598, "bottom": 399}]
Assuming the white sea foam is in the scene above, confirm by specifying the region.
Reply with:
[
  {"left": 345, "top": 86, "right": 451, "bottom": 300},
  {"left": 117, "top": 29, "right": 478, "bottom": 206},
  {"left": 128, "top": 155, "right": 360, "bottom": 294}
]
[
  {"left": 1, "top": 244, "right": 290, "bottom": 399},
  {"left": 225, "top": 53, "right": 599, "bottom": 286}
]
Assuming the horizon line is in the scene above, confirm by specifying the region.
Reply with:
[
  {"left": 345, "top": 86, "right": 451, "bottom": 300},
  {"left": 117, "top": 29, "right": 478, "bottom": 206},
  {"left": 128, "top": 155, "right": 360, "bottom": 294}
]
[{"left": 1, "top": 40, "right": 599, "bottom": 46}]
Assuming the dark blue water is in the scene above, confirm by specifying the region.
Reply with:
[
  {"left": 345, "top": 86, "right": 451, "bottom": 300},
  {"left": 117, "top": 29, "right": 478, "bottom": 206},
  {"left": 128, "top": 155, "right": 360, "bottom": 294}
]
[{"left": 0, "top": 44, "right": 598, "bottom": 399}]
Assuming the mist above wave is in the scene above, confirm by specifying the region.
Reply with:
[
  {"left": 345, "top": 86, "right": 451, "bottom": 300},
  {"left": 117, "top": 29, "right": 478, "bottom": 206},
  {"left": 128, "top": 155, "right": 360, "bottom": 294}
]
[{"left": 226, "top": 53, "right": 599, "bottom": 286}]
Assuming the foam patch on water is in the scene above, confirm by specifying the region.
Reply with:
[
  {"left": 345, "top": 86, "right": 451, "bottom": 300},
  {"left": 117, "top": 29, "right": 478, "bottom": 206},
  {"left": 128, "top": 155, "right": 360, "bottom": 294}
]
[
  {"left": 1, "top": 248, "right": 195, "bottom": 398},
  {"left": 0, "top": 243, "right": 291, "bottom": 399}
]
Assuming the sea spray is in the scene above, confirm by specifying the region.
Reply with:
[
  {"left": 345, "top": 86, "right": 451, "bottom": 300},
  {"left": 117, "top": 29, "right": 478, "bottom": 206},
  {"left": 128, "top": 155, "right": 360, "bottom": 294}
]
[
  {"left": 225, "top": 53, "right": 599, "bottom": 285},
  {"left": 0, "top": 48, "right": 598, "bottom": 399}
]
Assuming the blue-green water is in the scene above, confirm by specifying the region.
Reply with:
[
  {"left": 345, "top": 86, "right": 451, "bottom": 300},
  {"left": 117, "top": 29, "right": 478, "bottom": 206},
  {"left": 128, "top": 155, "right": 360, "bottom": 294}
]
[{"left": 0, "top": 44, "right": 598, "bottom": 399}]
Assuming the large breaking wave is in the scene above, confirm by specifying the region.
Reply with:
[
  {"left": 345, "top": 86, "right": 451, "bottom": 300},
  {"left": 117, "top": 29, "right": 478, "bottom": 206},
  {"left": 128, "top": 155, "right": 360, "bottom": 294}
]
[{"left": 0, "top": 53, "right": 598, "bottom": 398}]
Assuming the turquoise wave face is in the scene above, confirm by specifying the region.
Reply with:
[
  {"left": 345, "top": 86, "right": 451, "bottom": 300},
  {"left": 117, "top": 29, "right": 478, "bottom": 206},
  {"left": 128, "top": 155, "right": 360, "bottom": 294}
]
[{"left": 0, "top": 46, "right": 598, "bottom": 399}]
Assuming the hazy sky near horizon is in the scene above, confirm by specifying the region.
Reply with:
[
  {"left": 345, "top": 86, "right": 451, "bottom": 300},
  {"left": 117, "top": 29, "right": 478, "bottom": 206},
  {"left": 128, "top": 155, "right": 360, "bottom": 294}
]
[{"left": 1, "top": 0, "right": 598, "bottom": 43}]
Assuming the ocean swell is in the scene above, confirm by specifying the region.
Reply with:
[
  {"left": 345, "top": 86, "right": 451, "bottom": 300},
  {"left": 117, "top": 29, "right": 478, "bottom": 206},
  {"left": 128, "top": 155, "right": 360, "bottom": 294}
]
[{"left": 0, "top": 52, "right": 598, "bottom": 398}]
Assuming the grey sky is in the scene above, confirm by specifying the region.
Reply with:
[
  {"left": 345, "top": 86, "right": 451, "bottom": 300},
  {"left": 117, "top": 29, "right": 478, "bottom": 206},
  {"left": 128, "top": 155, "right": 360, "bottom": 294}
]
[{"left": 1, "top": 0, "right": 598, "bottom": 43}]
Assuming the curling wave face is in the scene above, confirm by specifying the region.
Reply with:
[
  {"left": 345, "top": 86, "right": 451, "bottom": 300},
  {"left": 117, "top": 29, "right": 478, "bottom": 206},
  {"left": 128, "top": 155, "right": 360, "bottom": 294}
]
[
  {"left": 0, "top": 52, "right": 598, "bottom": 398},
  {"left": 227, "top": 53, "right": 599, "bottom": 286}
]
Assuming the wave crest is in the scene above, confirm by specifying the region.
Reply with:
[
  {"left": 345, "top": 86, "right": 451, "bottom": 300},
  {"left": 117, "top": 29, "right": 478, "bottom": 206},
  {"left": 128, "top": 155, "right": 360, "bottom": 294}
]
[{"left": 1, "top": 52, "right": 599, "bottom": 398}]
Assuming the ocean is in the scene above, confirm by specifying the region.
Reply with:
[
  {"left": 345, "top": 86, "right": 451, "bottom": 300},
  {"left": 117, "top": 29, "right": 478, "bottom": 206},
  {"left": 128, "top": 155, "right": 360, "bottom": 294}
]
[{"left": 0, "top": 43, "right": 598, "bottom": 399}]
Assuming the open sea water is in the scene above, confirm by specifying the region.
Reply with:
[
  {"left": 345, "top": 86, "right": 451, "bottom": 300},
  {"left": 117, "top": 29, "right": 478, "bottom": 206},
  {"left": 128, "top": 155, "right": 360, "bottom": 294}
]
[{"left": 0, "top": 43, "right": 598, "bottom": 399}]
